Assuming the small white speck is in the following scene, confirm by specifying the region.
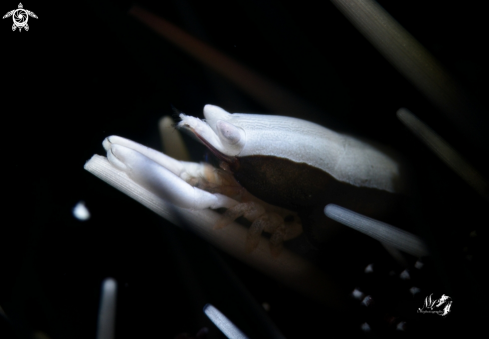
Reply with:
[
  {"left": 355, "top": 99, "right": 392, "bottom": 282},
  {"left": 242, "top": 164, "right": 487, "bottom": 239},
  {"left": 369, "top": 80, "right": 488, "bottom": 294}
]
[
  {"left": 414, "top": 260, "right": 424, "bottom": 269},
  {"left": 361, "top": 322, "right": 371, "bottom": 332},
  {"left": 400, "top": 269, "right": 410, "bottom": 280},
  {"left": 352, "top": 288, "right": 364, "bottom": 300},
  {"left": 410, "top": 286, "right": 420, "bottom": 296},
  {"left": 362, "top": 295, "right": 373, "bottom": 307},
  {"left": 364, "top": 264, "right": 374, "bottom": 273},
  {"left": 262, "top": 302, "right": 270, "bottom": 311},
  {"left": 470, "top": 230, "right": 476, "bottom": 237},
  {"left": 73, "top": 201, "right": 90, "bottom": 221},
  {"left": 396, "top": 321, "right": 406, "bottom": 331}
]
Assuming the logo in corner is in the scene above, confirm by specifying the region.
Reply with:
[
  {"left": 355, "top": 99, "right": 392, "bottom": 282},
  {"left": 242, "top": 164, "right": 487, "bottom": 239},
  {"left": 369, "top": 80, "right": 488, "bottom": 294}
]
[
  {"left": 3, "top": 3, "right": 37, "bottom": 32},
  {"left": 418, "top": 293, "right": 452, "bottom": 317}
]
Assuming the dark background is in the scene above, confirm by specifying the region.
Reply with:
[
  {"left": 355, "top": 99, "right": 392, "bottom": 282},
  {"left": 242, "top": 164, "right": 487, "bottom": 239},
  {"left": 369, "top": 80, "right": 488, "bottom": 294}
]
[{"left": 1, "top": 0, "right": 487, "bottom": 338}]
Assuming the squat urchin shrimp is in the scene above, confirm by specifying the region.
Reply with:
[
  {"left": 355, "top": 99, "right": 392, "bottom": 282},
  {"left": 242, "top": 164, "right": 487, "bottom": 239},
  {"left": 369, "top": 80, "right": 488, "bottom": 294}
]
[{"left": 95, "top": 104, "right": 414, "bottom": 258}]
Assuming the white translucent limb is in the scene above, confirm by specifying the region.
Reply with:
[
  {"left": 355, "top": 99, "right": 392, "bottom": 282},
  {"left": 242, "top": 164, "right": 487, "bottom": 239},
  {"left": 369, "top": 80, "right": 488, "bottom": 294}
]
[
  {"left": 324, "top": 204, "right": 429, "bottom": 258},
  {"left": 103, "top": 135, "right": 185, "bottom": 177},
  {"left": 104, "top": 139, "right": 237, "bottom": 210},
  {"left": 104, "top": 136, "right": 218, "bottom": 187},
  {"left": 397, "top": 108, "right": 489, "bottom": 202},
  {"left": 179, "top": 106, "right": 247, "bottom": 157},
  {"left": 84, "top": 155, "right": 343, "bottom": 307},
  {"left": 97, "top": 278, "right": 117, "bottom": 339},
  {"left": 178, "top": 114, "right": 224, "bottom": 152},
  {"left": 203, "top": 304, "right": 249, "bottom": 339}
]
